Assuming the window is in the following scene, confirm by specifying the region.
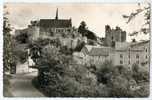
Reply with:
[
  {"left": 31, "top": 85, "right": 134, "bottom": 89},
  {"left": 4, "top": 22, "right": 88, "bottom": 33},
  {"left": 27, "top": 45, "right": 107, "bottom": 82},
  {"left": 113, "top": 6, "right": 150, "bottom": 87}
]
[
  {"left": 60, "top": 29, "right": 63, "bottom": 32},
  {"left": 120, "top": 54, "right": 123, "bottom": 58},
  {"left": 136, "top": 54, "right": 139, "bottom": 59},
  {"left": 56, "top": 29, "right": 59, "bottom": 32},
  {"left": 111, "top": 36, "right": 114, "bottom": 40},
  {"left": 146, "top": 48, "right": 148, "bottom": 52},
  {"left": 128, "top": 60, "right": 130, "bottom": 64},
  {"left": 67, "top": 29, "right": 71, "bottom": 32},
  {"left": 146, "top": 55, "right": 148, "bottom": 59},
  {"left": 128, "top": 55, "right": 130, "bottom": 58},
  {"left": 136, "top": 60, "right": 139, "bottom": 64},
  {"left": 120, "top": 60, "right": 123, "bottom": 64}
]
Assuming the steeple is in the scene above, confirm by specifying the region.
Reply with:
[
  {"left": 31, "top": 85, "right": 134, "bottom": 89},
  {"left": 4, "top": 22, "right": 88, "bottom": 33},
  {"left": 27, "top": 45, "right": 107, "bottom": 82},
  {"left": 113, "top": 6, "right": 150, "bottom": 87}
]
[{"left": 55, "top": 8, "right": 58, "bottom": 20}]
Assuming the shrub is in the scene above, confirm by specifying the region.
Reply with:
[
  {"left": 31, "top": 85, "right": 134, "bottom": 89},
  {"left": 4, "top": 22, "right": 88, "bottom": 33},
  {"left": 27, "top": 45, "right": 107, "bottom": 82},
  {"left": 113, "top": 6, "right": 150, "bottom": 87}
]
[{"left": 96, "top": 60, "right": 113, "bottom": 84}]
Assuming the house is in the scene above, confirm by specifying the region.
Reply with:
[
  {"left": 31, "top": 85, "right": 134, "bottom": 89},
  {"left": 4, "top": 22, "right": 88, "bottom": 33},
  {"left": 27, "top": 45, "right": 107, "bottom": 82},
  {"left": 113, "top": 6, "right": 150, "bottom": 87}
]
[
  {"left": 112, "top": 41, "right": 150, "bottom": 71},
  {"left": 130, "top": 40, "right": 150, "bottom": 71},
  {"left": 73, "top": 45, "right": 113, "bottom": 66}
]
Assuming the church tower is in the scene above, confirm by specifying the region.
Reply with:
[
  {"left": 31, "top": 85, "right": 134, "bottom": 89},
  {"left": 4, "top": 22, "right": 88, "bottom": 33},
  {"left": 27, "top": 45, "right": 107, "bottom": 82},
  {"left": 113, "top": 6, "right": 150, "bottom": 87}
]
[{"left": 55, "top": 8, "right": 58, "bottom": 20}]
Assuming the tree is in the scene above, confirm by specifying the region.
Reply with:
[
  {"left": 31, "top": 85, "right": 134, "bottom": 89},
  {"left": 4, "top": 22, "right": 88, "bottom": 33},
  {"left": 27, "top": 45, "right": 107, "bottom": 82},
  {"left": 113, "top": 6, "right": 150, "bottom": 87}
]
[
  {"left": 122, "top": 3, "right": 150, "bottom": 36},
  {"left": 132, "top": 38, "right": 136, "bottom": 43},
  {"left": 96, "top": 60, "right": 113, "bottom": 84},
  {"left": 132, "top": 63, "right": 149, "bottom": 82},
  {"left": 78, "top": 21, "right": 97, "bottom": 40},
  {"left": 78, "top": 21, "right": 87, "bottom": 36},
  {"left": 3, "top": 5, "right": 14, "bottom": 73},
  {"left": 75, "top": 40, "right": 85, "bottom": 52},
  {"left": 15, "top": 32, "right": 29, "bottom": 44}
]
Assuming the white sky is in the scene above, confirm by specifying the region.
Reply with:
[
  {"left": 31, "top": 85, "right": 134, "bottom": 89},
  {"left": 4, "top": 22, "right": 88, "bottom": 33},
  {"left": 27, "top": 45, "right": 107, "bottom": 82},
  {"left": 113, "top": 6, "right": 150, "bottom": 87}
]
[{"left": 5, "top": 3, "right": 149, "bottom": 41}]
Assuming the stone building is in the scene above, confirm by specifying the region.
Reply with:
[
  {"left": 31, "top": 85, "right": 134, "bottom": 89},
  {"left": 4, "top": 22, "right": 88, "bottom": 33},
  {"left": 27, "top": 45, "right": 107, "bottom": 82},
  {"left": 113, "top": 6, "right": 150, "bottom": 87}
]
[
  {"left": 73, "top": 45, "right": 114, "bottom": 66},
  {"left": 27, "top": 20, "right": 40, "bottom": 40},
  {"left": 15, "top": 20, "right": 40, "bottom": 41},
  {"left": 15, "top": 8, "right": 73, "bottom": 40},
  {"left": 110, "top": 41, "right": 150, "bottom": 71},
  {"left": 104, "top": 25, "right": 126, "bottom": 47},
  {"left": 39, "top": 8, "right": 72, "bottom": 37},
  {"left": 74, "top": 40, "right": 150, "bottom": 72}
]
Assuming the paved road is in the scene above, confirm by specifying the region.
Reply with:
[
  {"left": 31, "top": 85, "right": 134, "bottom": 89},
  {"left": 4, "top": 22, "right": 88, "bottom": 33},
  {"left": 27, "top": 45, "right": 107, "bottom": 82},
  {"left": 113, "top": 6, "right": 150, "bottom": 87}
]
[{"left": 9, "top": 71, "right": 44, "bottom": 97}]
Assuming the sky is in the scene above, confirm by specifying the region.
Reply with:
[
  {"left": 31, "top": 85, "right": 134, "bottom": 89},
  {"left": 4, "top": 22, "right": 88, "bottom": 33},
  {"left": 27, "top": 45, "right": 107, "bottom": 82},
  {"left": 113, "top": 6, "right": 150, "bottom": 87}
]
[{"left": 5, "top": 3, "right": 149, "bottom": 41}]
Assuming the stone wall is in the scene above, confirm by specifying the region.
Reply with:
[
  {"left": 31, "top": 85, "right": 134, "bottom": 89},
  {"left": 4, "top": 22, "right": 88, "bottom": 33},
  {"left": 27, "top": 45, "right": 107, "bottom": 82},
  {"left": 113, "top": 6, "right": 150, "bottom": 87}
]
[{"left": 105, "top": 25, "right": 126, "bottom": 47}]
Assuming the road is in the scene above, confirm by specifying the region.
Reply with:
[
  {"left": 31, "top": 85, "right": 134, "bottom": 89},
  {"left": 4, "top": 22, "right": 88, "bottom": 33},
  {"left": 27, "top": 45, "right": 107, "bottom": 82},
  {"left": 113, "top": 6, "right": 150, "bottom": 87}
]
[{"left": 9, "top": 71, "right": 44, "bottom": 97}]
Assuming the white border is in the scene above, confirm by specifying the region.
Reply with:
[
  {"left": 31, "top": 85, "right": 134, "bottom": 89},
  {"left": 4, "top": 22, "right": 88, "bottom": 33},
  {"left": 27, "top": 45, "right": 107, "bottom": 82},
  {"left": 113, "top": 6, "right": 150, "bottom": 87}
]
[{"left": 1, "top": 0, "right": 151, "bottom": 100}]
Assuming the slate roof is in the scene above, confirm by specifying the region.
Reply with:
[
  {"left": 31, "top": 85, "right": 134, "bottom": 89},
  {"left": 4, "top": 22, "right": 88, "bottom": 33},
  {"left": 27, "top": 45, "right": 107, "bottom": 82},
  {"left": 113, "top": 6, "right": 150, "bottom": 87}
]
[
  {"left": 85, "top": 45, "right": 99, "bottom": 52},
  {"left": 89, "top": 47, "right": 113, "bottom": 56},
  {"left": 81, "top": 45, "right": 113, "bottom": 56},
  {"left": 40, "top": 19, "right": 72, "bottom": 28},
  {"left": 130, "top": 40, "right": 150, "bottom": 47},
  {"left": 115, "top": 41, "right": 149, "bottom": 52}
]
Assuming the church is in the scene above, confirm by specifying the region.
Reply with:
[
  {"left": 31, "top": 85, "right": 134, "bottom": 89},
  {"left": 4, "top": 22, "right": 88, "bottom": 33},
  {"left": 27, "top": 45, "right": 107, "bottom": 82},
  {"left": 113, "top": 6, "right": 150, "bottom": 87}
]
[
  {"left": 15, "top": 8, "right": 73, "bottom": 40},
  {"left": 39, "top": 8, "right": 73, "bottom": 37}
]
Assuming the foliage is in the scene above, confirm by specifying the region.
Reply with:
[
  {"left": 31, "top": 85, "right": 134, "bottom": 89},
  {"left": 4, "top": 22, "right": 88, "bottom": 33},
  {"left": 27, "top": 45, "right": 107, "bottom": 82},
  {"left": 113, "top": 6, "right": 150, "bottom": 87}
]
[
  {"left": 96, "top": 61, "right": 149, "bottom": 97},
  {"left": 122, "top": 3, "right": 150, "bottom": 36},
  {"left": 3, "top": 5, "right": 15, "bottom": 72},
  {"left": 14, "top": 49, "right": 28, "bottom": 64},
  {"left": 78, "top": 21, "right": 87, "bottom": 36},
  {"left": 34, "top": 44, "right": 100, "bottom": 97},
  {"left": 74, "top": 40, "right": 85, "bottom": 52},
  {"left": 78, "top": 21, "right": 97, "bottom": 40},
  {"left": 32, "top": 38, "right": 149, "bottom": 97},
  {"left": 34, "top": 50, "right": 149, "bottom": 97},
  {"left": 15, "top": 32, "right": 30, "bottom": 44},
  {"left": 132, "top": 63, "right": 149, "bottom": 83},
  {"left": 96, "top": 60, "right": 113, "bottom": 84}
]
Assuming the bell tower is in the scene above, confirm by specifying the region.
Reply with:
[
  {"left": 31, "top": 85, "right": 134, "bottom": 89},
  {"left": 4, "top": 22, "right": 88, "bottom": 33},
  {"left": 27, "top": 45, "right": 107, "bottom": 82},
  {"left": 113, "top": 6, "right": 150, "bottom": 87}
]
[{"left": 55, "top": 8, "right": 58, "bottom": 20}]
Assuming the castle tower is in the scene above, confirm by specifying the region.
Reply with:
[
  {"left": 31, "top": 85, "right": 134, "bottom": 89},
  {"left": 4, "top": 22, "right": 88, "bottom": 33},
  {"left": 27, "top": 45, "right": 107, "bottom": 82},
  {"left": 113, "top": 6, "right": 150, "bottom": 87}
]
[
  {"left": 55, "top": 8, "right": 58, "bottom": 20},
  {"left": 104, "top": 25, "right": 126, "bottom": 47}
]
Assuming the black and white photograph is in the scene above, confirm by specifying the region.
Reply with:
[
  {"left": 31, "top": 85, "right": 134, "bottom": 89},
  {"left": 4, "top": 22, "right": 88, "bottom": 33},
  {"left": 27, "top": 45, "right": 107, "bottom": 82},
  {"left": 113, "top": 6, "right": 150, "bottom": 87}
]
[{"left": 3, "top": 2, "right": 150, "bottom": 97}]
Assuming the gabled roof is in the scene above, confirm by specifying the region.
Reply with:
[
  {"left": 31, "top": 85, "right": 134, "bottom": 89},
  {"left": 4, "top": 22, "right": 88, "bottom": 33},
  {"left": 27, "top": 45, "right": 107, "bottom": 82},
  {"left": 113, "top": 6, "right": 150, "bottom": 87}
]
[
  {"left": 40, "top": 19, "right": 72, "bottom": 28},
  {"left": 89, "top": 47, "right": 113, "bottom": 56},
  {"left": 85, "top": 45, "right": 99, "bottom": 52},
  {"left": 115, "top": 40, "right": 150, "bottom": 52},
  {"left": 81, "top": 45, "right": 113, "bottom": 56},
  {"left": 130, "top": 40, "right": 150, "bottom": 47}
]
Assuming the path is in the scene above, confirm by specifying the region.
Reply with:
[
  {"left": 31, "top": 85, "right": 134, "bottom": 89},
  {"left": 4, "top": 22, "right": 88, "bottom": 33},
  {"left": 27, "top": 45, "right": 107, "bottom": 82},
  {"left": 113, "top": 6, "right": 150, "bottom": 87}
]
[{"left": 9, "top": 71, "right": 44, "bottom": 97}]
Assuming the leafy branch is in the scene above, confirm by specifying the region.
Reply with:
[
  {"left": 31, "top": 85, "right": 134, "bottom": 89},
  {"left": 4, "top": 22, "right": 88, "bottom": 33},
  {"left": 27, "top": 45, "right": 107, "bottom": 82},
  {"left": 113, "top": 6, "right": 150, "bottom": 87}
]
[{"left": 122, "top": 3, "right": 150, "bottom": 36}]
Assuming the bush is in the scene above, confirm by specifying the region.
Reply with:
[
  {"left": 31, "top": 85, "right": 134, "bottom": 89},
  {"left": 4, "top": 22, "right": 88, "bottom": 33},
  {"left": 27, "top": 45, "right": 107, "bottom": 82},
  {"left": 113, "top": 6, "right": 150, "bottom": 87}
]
[
  {"left": 16, "top": 50, "right": 28, "bottom": 63},
  {"left": 35, "top": 46, "right": 100, "bottom": 97},
  {"left": 96, "top": 60, "right": 113, "bottom": 84},
  {"left": 132, "top": 63, "right": 149, "bottom": 82}
]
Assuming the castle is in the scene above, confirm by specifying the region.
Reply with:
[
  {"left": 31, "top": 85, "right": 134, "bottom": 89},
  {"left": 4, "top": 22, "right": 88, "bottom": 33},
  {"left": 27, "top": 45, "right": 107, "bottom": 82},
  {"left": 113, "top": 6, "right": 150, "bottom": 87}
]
[
  {"left": 73, "top": 25, "right": 149, "bottom": 72},
  {"left": 104, "top": 25, "right": 126, "bottom": 47},
  {"left": 15, "top": 8, "right": 150, "bottom": 72}
]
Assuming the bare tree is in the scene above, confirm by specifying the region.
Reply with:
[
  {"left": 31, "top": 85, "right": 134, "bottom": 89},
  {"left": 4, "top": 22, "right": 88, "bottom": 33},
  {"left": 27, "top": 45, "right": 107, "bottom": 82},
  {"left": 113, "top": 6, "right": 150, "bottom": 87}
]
[{"left": 122, "top": 3, "right": 150, "bottom": 36}]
